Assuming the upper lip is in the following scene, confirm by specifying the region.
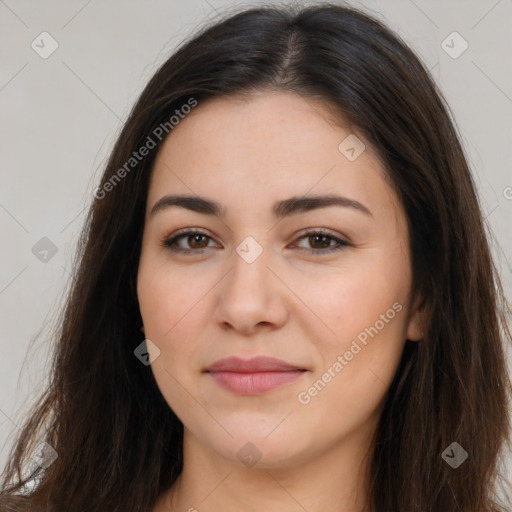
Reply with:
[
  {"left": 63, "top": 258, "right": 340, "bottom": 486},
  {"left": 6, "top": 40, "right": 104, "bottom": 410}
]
[{"left": 205, "top": 356, "right": 306, "bottom": 373}]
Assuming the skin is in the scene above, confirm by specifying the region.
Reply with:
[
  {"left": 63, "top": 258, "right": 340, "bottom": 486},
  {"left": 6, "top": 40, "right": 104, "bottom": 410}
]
[{"left": 137, "top": 90, "right": 424, "bottom": 512}]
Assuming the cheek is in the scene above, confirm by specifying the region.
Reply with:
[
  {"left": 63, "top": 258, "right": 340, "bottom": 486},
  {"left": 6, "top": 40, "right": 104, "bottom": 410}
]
[
  {"left": 296, "top": 255, "right": 409, "bottom": 405},
  {"left": 298, "top": 256, "right": 408, "bottom": 343},
  {"left": 137, "top": 260, "right": 208, "bottom": 419},
  {"left": 137, "top": 257, "right": 219, "bottom": 401},
  {"left": 137, "top": 256, "right": 211, "bottom": 337}
]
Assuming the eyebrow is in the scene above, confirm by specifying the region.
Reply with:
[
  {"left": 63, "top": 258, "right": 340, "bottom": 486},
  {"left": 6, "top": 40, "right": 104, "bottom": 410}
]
[{"left": 149, "top": 193, "right": 373, "bottom": 219}]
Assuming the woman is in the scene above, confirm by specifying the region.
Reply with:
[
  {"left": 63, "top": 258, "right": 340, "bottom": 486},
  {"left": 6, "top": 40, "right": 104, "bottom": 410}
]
[{"left": 1, "top": 3, "right": 511, "bottom": 511}]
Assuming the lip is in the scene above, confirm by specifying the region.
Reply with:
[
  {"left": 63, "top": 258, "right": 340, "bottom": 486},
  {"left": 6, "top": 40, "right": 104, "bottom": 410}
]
[
  {"left": 205, "top": 355, "right": 305, "bottom": 373},
  {"left": 204, "top": 356, "right": 308, "bottom": 395}
]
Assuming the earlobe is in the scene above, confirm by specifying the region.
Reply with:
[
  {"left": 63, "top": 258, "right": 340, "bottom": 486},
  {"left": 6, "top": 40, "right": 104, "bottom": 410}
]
[
  {"left": 406, "top": 314, "right": 423, "bottom": 341},
  {"left": 405, "top": 293, "right": 425, "bottom": 342}
]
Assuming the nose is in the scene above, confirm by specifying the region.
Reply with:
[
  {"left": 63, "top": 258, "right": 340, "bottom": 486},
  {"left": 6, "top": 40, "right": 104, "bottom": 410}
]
[{"left": 213, "top": 240, "right": 289, "bottom": 336}]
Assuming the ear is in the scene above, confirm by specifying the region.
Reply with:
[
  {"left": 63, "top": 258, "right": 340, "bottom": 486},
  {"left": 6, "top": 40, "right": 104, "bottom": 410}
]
[{"left": 405, "top": 293, "right": 425, "bottom": 341}]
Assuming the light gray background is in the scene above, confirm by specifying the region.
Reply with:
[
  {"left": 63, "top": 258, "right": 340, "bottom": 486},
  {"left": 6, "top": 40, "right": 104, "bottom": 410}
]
[{"left": 1, "top": 0, "right": 511, "bottom": 486}]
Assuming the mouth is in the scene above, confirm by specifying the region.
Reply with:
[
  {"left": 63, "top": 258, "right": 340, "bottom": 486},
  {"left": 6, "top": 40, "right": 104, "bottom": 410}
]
[{"left": 204, "top": 355, "right": 308, "bottom": 395}]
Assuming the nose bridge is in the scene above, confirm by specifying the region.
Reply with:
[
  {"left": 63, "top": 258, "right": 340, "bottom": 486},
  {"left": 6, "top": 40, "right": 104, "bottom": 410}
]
[
  {"left": 213, "top": 232, "right": 286, "bottom": 332},
  {"left": 230, "top": 233, "right": 271, "bottom": 289}
]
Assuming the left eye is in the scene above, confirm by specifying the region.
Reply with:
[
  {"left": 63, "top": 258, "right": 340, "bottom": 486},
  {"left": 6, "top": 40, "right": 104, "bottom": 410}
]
[
  {"left": 163, "top": 231, "right": 216, "bottom": 252},
  {"left": 293, "top": 232, "right": 349, "bottom": 253},
  {"left": 162, "top": 229, "right": 349, "bottom": 255}
]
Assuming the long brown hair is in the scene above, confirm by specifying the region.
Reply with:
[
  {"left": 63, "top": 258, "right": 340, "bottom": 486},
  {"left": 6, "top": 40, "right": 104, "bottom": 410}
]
[{"left": 1, "top": 3, "right": 511, "bottom": 511}]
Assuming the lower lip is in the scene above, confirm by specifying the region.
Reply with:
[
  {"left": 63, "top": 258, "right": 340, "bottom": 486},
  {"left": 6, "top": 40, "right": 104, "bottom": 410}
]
[{"left": 207, "top": 370, "right": 306, "bottom": 395}]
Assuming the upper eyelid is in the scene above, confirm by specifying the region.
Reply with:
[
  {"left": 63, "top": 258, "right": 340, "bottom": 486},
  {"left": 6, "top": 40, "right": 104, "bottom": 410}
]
[{"left": 167, "top": 227, "right": 345, "bottom": 239}]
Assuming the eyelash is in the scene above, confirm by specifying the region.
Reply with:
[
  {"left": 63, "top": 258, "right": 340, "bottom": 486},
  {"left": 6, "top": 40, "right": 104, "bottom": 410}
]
[{"left": 161, "top": 228, "right": 350, "bottom": 255}]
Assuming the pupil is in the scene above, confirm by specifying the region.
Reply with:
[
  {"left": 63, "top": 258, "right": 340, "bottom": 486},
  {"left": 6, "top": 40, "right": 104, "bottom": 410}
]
[
  {"left": 190, "top": 235, "right": 206, "bottom": 248},
  {"left": 311, "top": 235, "right": 328, "bottom": 248}
]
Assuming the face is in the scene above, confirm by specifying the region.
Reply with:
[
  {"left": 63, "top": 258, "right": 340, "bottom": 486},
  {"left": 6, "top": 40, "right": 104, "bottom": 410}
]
[{"left": 137, "top": 90, "right": 423, "bottom": 469}]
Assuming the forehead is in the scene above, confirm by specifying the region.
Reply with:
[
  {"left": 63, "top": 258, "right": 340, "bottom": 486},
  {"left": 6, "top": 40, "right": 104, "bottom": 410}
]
[{"left": 147, "top": 91, "right": 402, "bottom": 227}]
